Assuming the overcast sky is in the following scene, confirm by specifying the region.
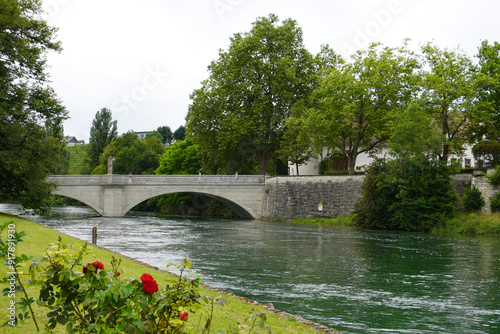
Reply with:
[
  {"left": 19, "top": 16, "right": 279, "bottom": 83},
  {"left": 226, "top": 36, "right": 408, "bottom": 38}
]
[{"left": 42, "top": 0, "right": 500, "bottom": 142}]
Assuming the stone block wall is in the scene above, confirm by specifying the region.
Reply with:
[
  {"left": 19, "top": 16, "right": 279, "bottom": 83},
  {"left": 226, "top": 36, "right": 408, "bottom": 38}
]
[
  {"left": 263, "top": 173, "right": 499, "bottom": 219},
  {"left": 263, "top": 175, "right": 364, "bottom": 219}
]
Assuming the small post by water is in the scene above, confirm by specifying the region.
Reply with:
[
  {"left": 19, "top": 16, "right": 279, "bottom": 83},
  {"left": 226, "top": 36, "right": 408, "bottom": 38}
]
[{"left": 92, "top": 227, "right": 97, "bottom": 245}]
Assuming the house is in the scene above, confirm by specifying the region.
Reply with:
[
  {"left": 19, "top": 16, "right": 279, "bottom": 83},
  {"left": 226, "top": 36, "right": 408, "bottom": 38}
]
[
  {"left": 135, "top": 131, "right": 151, "bottom": 140},
  {"left": 289, "top": 145, "right": 478, "bottom": 175},
  {"left": 64, "top": 136, "right": 79, "bottom": 146}
]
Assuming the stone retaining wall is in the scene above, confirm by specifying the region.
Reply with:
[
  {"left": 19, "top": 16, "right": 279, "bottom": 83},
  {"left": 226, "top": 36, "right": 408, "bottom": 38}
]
[{"left": 263, "top": 173, "right": 498, "bottom": 219}]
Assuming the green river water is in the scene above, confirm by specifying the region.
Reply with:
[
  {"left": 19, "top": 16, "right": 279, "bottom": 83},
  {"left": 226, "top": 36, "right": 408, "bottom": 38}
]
[{"left": 2, "top": 204, "right": 499, "bottom": 334}]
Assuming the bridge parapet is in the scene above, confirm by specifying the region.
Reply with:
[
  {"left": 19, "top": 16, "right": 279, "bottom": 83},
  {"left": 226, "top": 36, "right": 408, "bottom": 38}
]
[{"left": 47, "top": 175, "right": 265, "bottom": 185}]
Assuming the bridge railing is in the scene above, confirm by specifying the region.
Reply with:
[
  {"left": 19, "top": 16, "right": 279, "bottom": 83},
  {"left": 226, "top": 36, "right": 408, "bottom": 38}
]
[{"left": 47, "top": 175, "right": 265, "bottom": 185}]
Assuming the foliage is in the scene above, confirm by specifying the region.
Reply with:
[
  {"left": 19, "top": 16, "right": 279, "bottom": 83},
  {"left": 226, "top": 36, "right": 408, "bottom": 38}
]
[
  {"left": 472, "top": 141, "right": 500, "bottom": 168},
  {"left": 303, "top": 42, "right": 421, "bottom": 174},
  {"left": 490, "top": 193, "right": 500, "bottom": 212},
  {"left": 491, "top": 193, "right": 500, "bottom": 213},
  {"left": 187, "top": 14, "right": 318, "bottom": 175},
  {"left": 420, "top": 43, "right": 492, "bottom": 162},
  {"left": 156, "top": 138, "right": 201, "bottom": 175},
  {"left": 66, "top": 145, "right": 89, "bottom": 175},
  {"left": 173, "top": 125, "right": 186, "bottom": 141},
  {"left": 279, "top": 104, "right": 315, "bottom": 176},
  {"left": 487, "top": 165, "right": 500, "bottom": 185},
  {"left": 354, "top": 157, "right": 458, "bottom": 232},
  {"left": 86, "top": 108, "right": 118, "bottom": 172},
  {"left": 157, "top": 126, "right": 174, "bottom": 145},
  {"left": 92, "top": 131, "right": 165, "bottom": 175},
  {"left": 434, "top": 212, "right": 500, "bottom": 236},
  {"left": 0, "top": 0, "right": 68, "bottom": 213},
  {"left": 462, "top": 185, "right": 485, "bottom": 213},
  {"left": 477, "top": 40, "right": 500, "bottom": 140}
]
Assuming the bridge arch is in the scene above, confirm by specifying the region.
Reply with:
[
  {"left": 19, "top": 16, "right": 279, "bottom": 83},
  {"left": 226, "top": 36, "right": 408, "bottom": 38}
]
[{"left": 124, "top": 189, "right": 257, "bottom": 219}]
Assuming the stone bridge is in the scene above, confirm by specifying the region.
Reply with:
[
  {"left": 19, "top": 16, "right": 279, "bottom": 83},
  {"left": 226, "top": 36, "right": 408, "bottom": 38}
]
[{"left": 47, "top": 175, "right": 266, "bottom": 219}]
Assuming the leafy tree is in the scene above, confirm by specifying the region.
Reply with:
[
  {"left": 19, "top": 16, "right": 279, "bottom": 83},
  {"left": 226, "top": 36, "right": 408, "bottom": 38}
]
[
  {"left": 187, "top": 14, "right": 317, "bottom": 175},
  {"left": 86, "top": 107, "right": 118, "bottom": 172},
  {"left": 354, "top": 104, "right": 457, "bottom": 232},
  {"left": 156, "top": 126, "right": 173, "bottom": 144},
  {"left": 92, "top": 131, "right": 164, "bottom": 175},
  {"left": 421, "top": 43, "right": 492, "bottom": 162},
  {"left": 304, "top": 42, "right": 421, "bottom": 174},
  {"left": 173, "top": 125, "right": 186, "bottom": 141},
  {"left": 279, "top": 105, "right": 314, "bottom": 175},
  {"left": 0, "top": 0, "right": 68, "bottom": 212},
  {"left": 477, "top": 40, "right": 500, "bottom": 140},
  {"left": 156, "top": 139, "right": 201, "bottom": 175}
]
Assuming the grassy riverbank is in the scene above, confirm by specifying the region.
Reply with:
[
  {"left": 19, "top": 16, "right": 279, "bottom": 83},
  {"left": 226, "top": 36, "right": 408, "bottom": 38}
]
[
  {"left": 292, "top": 213, "right": 500, "bottom": 236},
  {"left": 0, "top": 213, "right": 328, "bottom": 333}
]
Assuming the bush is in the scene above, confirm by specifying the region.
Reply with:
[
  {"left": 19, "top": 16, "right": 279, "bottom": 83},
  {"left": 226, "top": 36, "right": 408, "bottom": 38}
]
[
  {"left": 491, "top": 193, "right": 500, "bottom": 212},
  {"left": 462, "top": 185, "right": 485, "bottom": 213},
  {"left": 354, "top": 157, "right": 458, "bottom": 232},
  {"left": 487, "top": 165, "right": 500, "bottom": 185}
]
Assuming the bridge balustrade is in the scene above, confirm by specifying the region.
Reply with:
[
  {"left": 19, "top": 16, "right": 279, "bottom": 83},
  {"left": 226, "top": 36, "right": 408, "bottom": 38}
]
[{"left": 47, "top": 175, "right": 265, "bottom": 185}]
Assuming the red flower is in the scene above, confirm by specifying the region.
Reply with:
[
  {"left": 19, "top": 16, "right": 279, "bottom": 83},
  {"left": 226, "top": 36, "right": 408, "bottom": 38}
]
[
  {"left": 180, "top": 312, "right": 189, "bottom": 321},
  {"left": 142, "top": 279, "right": 159, "bottom": 294},
  {"left": 140, "top": 273, "right": 154, "bottom": 283},
  {"left": 116, "top": 272, "right": 121, "bottom": 277},
  {"left": 83, "top": 261, "right": 104, "bottom": 274}
]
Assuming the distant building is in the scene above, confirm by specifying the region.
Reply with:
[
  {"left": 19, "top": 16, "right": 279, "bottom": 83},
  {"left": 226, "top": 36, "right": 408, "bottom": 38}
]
[
  {"left": 64, "top": 136, "right": 79, "bottom": 146},
  {"left": 135, "top": 131, "right": 151, "bottom": 140}
]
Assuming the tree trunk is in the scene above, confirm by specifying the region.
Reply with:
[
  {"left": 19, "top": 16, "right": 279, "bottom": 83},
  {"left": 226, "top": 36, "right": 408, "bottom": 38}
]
[{"left": 296, "top": 162, "right": 300, "bottom": 176}]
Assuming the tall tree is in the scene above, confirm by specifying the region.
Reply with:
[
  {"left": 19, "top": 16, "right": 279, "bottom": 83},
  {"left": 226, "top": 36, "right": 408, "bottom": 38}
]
[
  {"left": 187, "top": 14, "right": 317, "bottom": 174},
  {"left": 173, "top": 125, "right": 186, "bottom": 141},
  {"left": 156, "top": 125, "right": 173, "bottom": 144},
  {"left": 421, "top": 43, "right": 492, "bottom": 162},
  {"left": 87, "top": 107, "right": 118, "bottom": 171},
  {"left": 304, "top": 42, "right": 420, "bottom": 174},
  {"left": 477, "top": 40, "right": 500, "bottom": 140},
  {"left": 0, "top": 0, "right": 68, "bottom": 212}
]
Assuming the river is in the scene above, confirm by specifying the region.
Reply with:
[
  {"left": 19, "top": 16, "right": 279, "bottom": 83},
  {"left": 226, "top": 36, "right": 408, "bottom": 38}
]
[{"left": 1, "top": 204, "right": 499, "bottom": 334}]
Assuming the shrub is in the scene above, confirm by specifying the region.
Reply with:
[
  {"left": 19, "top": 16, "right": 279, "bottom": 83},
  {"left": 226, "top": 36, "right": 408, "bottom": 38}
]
[
  {"left": 462, "top": 185, "right": 485, "bottom": 212},
  {"left": 354, "top": 157, "right": 458, "bottom": 232},
  {"left": 491, "top": 193, "right": 500, "bottom": 212},
  {"left": 487, "top": 165, "right": 500, "bottom": 186}
]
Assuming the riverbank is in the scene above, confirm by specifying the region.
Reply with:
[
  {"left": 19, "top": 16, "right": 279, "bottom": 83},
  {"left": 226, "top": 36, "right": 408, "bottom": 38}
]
[
  {"left": 0, "top": 213, "right": 336, "bottom": 333},
  {"left": 293, "top": 213, "right": 500, "bottom": 236}
]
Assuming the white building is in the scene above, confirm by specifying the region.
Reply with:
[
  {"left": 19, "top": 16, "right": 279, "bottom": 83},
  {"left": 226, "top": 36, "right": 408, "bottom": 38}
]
[{"left": 289, "top": 146, "right": 477, "bottom": 176}]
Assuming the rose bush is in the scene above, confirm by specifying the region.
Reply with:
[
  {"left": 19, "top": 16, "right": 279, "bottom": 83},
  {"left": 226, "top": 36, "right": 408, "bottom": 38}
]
[{"left": 26, "top": 237, "right": 206, "bottom": 333}]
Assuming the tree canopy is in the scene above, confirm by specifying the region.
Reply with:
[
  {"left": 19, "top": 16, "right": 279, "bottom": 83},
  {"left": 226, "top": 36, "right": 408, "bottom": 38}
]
[
  {"left": 0, "top": 0, "right": 68, "bottom": 212},
  {"left": 186, "top": 14, "right": 317, "bottom": 174},
  {"left": 302, "top": 42, "right": 421, "bottom": 174},
  {"left": 86, "top": 107, "right": 118, "bottom": 172}
]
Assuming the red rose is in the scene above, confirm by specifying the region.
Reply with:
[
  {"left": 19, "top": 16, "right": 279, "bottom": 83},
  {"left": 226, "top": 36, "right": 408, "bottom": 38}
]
[
  {"left": 83, "top": 261, "right": 104, "bottom": 274},
  {"left": 140, "top": 273, "right": 154, "bottom": 283},
  {"left": 142, "top": 279, "right": 158, "bottom": 294},
  {"left": 116, "top": 272, "right": 121, "bottom": 277},
  {"left": 180, "top": 312, "right": 188, "bottom": 321}
]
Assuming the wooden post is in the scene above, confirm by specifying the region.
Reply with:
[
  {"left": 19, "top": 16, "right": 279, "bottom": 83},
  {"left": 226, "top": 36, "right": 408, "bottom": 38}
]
[{"left": 92, "top": 227, "right": 97, "bottom": 245}]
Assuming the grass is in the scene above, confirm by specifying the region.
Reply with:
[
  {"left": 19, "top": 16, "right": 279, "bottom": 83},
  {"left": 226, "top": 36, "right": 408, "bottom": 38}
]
[
  {"left": 0, "top": 213, "right": 327, "bottom": 333},
  {"left": 293, "top": 215, "right": 356, "bottom": 227},
  {"left": 433, "top": 212, "right": 500, "bottom": 236},
  {"left": 293, "top": 213, "right": 500, "bottom": 237}
]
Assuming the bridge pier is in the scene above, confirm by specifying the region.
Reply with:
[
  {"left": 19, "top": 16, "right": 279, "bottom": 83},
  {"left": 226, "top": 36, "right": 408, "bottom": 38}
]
[{"left": 101, "top": 184, "right": 126, "bottom": 217}]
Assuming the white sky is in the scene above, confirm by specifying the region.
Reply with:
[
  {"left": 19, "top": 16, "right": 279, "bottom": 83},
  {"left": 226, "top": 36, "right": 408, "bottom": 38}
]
[{"left": 42, "top": 0, "right": 500, "bottom": 142}]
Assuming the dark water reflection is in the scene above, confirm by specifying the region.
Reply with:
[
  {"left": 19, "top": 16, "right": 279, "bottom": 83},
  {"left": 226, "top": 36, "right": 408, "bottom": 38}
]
[{"left": 2, "top": 204, "right": 499, "bottom": 334}]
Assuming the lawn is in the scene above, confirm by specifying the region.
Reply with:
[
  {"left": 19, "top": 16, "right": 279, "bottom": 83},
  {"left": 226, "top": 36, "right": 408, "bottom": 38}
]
[{"left": 0, "top": 213, "right": 330, "bottom": 333}]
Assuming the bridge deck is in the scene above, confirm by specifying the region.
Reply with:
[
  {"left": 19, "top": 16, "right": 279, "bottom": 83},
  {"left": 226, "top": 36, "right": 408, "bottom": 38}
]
[{"left": 47, "top": 175, "right": 265, "bottom": 185}]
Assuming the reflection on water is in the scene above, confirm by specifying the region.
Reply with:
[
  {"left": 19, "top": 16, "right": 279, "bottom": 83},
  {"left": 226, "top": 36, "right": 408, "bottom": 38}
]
[{"left": 1, "top": 204, "right": 499, "bottom": 334}]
